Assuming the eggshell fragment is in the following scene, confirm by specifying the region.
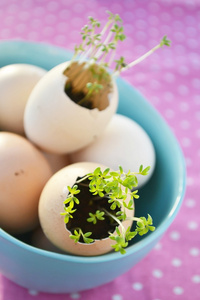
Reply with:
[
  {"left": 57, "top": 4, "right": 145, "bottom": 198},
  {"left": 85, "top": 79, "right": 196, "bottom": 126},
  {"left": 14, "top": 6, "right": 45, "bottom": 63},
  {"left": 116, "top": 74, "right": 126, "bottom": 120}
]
[
  {"left": 0, "top": 132, "right": 53, "bottom": 234},
  {"left": 0, "top": 64, "right": 46, "bottom": 135},
  {"left": 39, "top": 162, "right": 134, "bottom": 256},
  {"left": 24, "top": 62, "right": 118, "bottom": 154},
  {"left": 69, "top": 114, "right": 156, "bottom": 188}
]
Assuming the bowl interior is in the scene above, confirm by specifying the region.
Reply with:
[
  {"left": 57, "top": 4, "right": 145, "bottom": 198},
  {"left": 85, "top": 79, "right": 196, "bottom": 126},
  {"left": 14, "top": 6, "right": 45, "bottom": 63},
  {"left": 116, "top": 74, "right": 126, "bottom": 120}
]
[{"left": 0, "top": 40, "right": 186, "bottom": 251}]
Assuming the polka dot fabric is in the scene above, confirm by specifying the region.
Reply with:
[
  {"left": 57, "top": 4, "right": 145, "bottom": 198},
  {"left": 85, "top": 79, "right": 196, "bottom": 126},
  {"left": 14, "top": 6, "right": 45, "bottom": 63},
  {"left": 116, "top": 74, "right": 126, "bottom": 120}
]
[{"left": 0, "top": 0, "right": 200, "bottom": 299}]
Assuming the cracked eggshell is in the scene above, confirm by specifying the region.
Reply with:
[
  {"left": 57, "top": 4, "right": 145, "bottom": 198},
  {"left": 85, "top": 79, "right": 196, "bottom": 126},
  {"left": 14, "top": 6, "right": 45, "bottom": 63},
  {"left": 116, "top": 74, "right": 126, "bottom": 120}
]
[
  {"left": 38, "top": 162, "right": 134, "bottom": 256},
  {"left": 0, "top": 64, "right": 46, "bottom": 135},
  {"left": 0, "top": 132, "right": 53, "bottom": 234},
  {"left": 69, "top": 114, "right": 156, "bottom": 188},
  {"left": 24, "top": 62, "right": 118, "bottom": 154}
]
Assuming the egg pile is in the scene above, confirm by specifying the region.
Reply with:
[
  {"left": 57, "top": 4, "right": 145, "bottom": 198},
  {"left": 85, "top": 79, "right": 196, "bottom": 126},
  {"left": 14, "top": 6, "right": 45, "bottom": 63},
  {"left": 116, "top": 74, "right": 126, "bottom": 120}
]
[{"left": 0, "top": 62, "right": 155, "bottom": 255}]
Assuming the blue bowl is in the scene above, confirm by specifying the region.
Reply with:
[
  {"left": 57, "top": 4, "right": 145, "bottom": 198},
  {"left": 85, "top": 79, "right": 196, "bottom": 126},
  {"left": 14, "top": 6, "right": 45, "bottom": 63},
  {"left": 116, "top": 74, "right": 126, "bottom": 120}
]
[{"left": 0, "top": 40, "right": 186, "bottom": 293}]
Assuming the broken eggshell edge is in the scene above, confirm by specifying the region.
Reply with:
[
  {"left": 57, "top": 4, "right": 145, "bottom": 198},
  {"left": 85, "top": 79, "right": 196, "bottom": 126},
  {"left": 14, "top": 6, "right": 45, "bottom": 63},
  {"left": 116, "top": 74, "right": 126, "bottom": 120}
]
[{"left": 38, "top": 162, "right": 134, "bottom": 256}]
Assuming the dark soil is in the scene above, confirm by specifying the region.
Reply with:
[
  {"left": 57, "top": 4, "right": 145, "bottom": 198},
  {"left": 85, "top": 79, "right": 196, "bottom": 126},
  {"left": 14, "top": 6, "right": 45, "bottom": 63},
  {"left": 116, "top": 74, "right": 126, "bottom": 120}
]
[
  {"left": 66, "top": 177, "right": 120, "bottom": 242},
  {"left": 64, "top": 83, "right": 93, "bottom": 109}
]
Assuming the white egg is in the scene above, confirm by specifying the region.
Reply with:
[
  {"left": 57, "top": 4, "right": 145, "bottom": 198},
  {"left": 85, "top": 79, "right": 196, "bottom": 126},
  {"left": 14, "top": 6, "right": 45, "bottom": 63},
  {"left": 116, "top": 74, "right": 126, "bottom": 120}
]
[
  {"left": 0, "top": 64, "right": 46, "bottom": 135},
  {"left": 24, "top": 61, "right": 118, "bottom": 154},
  {"left": 69, "top": 114, "right": 156, "bottom": 188}
]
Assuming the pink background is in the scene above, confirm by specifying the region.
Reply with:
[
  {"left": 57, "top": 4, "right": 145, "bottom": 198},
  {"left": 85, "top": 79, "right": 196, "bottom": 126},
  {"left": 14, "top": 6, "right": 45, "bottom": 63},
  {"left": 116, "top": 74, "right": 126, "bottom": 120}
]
[{"left": 0, "top": 0, "right": 200, "bottom": 299}]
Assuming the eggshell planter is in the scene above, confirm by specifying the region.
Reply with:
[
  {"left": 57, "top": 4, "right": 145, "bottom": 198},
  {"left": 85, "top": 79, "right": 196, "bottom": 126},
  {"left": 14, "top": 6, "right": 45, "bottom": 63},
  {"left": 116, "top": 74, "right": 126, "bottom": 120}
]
[
  {"left": 39, "top": 162, "right": 134, "bottom": 256},
  {"left": 24, "top": 62, "right": 118, "bottom": 154}
]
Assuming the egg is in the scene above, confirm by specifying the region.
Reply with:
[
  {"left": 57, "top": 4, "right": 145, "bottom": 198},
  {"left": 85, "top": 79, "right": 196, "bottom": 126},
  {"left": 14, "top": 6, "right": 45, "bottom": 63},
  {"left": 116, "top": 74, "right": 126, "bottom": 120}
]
[
  {"left": 69, "top": 114, "right": 156, "bottom": 188},
  {"left": 24, "top": 61, "right": 118, "bottom": 154},
  {"left": 0, "top": 64, "right": 46, "bottom": 135},
  {"left": 0, "top": 132, "right": 53, "bottom": 234},
  {"left": 38, "top": 162, "right": 134, "bottom": 256}
]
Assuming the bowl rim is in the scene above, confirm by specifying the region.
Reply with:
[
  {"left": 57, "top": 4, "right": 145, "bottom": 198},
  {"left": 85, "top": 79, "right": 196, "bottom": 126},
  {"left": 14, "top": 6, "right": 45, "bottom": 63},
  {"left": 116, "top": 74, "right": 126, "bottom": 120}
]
[{"left": 0, "top": 39, "right": 186, "bottom": 263}]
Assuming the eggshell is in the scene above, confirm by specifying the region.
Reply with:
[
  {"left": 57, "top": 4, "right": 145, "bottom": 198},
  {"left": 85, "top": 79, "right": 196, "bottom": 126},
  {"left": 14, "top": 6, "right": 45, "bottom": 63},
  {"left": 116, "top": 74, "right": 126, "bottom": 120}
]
[
  {"left": 39, "top": 162, "right": 134, "bottom": 256},
  {"left": 0, "top": 64, "right": 46, "bottom": 135},
  {"left": 0, "top": 132, "right": 53, "bottom": 234},
  {"left": 69, "top": 114, "right": 156, "bottom": 188},
  {"left": 24, "top": 61, "right": 118, "bottom": 154}
]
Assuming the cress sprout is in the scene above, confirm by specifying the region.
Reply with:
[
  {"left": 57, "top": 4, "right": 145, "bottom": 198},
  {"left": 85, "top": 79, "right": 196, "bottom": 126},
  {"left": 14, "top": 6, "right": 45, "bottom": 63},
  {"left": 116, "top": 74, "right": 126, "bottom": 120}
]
[
  {"left": 64, "top": 11, "right": 171, "bottom": 108},
  {"left": 61, "top": 165, "right": 155, "bottom": 254}
]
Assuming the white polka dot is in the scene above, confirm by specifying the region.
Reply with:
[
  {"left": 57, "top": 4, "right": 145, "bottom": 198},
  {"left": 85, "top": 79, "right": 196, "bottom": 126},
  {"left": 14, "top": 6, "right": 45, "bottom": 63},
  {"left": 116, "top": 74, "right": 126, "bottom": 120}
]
[
  {"left": 192, "top": 275, "right": 200, "bottom": 284},
  {"left": 136, "top": 31, "right": 147, "bottom": 41},
  {"left": 45, "top": 14, "right": 57, "bottom": 24},
  {"left": 154, "top": 242, "right": 162, "bottom": 250},
  {"left": 70, "top": 292, "right": 81, "bottom": 299},
  {"left": 172, "top": 258, "right": 182, "bottom": 267},
  {"left": 170, "top": 231, "right": 180, "bottom": 241},
  {"left": 195, "top": 111, "right": 200, "bottom": 121},
  {"left": 148, "top": 2, "right": 160, "bottom": 13},
  {"left": 19, "top": 11, "right": 30, "bottom": 21},
  {"left": 196, "top": 129, "right": 200, "bottom": 138},
  {"left": 134, "top": 72, "right": 147, "bottom": 83},
  {"left": 152, "top": 269, "right": 163, "bottom": 278},
  {"left": 164, "top": 72, "right": 175, "bottom": 83},
  {"left": 186, "top": 27, "right": 197, "bottom": 37},
  {"left": 151, "top": 96, "right": 160, "bottom": 105},
  {"left": 43, "top": 26, "right": 54, "bottom": 37},
  {"left": 178, "top": 65, "right": 189, "bottom": 76},
  {"left": 165, "top": 109, "right": 175, "bottom": 119},
  {"left": 132, "top": 282, "right": 143, "bottom": 291},
  {"left": 190, "top": 248, "right": 199, "bottom": 256},
  {"left": 173, "top": 20, "right": 183, "bottom": 31},
  {"left": 0, "top": 28, "right": 11, "bottom": 38},
  {"left": 47, "top": 1, "right": 59, "bottom": 11},
  {"left": 174, "top": 31, "right": 185, "bottom": 42},
  {"left": 7, "top": 3, "right": 18, "bottom": 13},
  {"left": 178, "top": 85, "right": 189, "bottom": 96},
  {"left": 194, "top": 95, "right": 200, "bottom": 105},
  {"left": 188, "top": 221, "right": 198, "bottom": 230},
  {"left": 54, "top": 34, "right": 66, "bottom": 44},
  {"left": 164, "top": 92, "right": 174, "bottom": 102},
  {"left": 172, "top": 6, "right": 184, "bottom": 17},
  {"left": 173, "top": 286, "right": 184, "bottom": 295},
  {"left": 180, "top": 120, "right": 190, "bottom": 130},
  {"left": 181, "top": 137, "right": 191, "bottom": 147},
  {"left": 192, "top": 78, "right": 200, "bottom": 89},
  {"left": 15, "top": 23, "right": 26, "bottom": 33},
  {"left": 185, "top": 198, "right": 196, "bottom": 207},
  {"left": 188, "top": 39, "right": 199, "bottom": 49},
  {"left": 28, "top": 290, "right": 39, "bottom": 296},
  {"left": 185, "top": 157, "right": 192, "bottom": 167},
  {"left": 135, "top": 8, "right": 147, "bottom": 18},
  {"left": 186, "top": 177, "right": 194, "bottom": 186},
  {"left": 177, "top": 101, "right": 187, "bottom": 114},
  {"left": 27, "top": 31, "right": 39, "bottom": 40},
  {"left": 112, "top": 295, "right": 123, "bottom": 300},
  {"left": 72, "top": 3, "right": 85, "bottom": 13},
  {"left": 149, "top": 79, "right": 160, "bottom": 90},
  {"left": 33, "top": 6, "right": 45, "bottom": 17}
]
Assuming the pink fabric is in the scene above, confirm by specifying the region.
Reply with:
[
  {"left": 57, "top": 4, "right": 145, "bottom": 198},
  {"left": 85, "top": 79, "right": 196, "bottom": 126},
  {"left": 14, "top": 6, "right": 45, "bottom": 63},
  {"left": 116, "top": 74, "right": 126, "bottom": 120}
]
[{"left": 0, "top": 0, "right": 200, "bottom": 299}]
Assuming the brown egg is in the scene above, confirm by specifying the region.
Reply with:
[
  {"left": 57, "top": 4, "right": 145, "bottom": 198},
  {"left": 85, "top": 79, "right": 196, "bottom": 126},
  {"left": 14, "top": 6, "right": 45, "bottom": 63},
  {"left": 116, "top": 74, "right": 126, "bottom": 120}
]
[
  {"left": 0, "top": 132, "right": 53, "bottom": 234},
  {"left": 39, "top": 162, "right": 134, "bottom": 256}
]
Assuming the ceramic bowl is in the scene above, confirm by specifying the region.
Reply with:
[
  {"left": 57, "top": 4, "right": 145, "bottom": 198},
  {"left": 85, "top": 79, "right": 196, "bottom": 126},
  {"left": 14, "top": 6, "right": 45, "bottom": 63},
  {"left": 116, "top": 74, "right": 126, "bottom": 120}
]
[{"left": 0, "top": 40, "right": 186, "bottom": 294}]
